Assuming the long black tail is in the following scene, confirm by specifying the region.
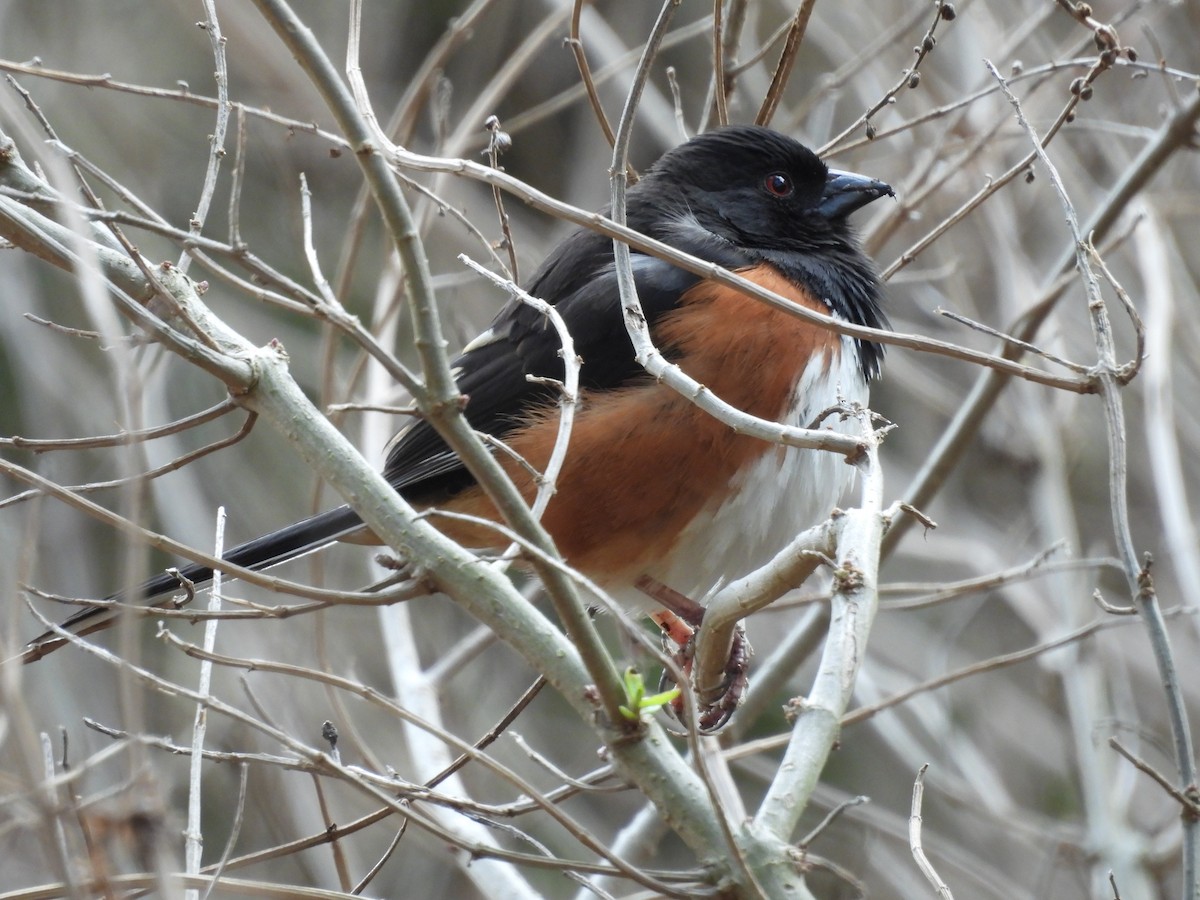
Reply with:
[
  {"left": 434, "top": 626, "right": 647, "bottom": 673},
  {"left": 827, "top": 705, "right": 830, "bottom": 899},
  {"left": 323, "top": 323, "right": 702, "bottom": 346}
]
[{"left": 23, "top": 504, "right": 365, "bottom": 662}]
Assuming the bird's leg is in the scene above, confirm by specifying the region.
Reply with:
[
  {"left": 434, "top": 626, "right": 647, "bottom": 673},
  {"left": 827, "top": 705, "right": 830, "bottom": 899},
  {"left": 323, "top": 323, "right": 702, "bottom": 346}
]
[
  {"left": 650, "top": 610, "right": 695, "bottom": 725},
  {"left": 696, "top": 621, "right": 750, "bottom": 732},
  {"left": 650, "top": 607, "right": 697, "bottom": 648},
  {"left": 637, "top": 576, "right": 750, "bottom": 732},
  {"left": 636, "top": 575, "right": 706, "bottom": 623}
]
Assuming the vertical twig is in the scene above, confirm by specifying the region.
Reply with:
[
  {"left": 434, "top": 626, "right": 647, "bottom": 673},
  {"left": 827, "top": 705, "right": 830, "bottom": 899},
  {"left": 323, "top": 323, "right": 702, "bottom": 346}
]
[
  {"left": 665, "top": 66, "right": 690, "bottom": 140},
  {"left": 185, "top": 507, "right": 226, "bottom": 900},
  {"left": 226, "top": 105, "right": 247, "bottom": 251},
  {"left": 569, "top": 0, "right": 618, "bottom": 147},
  {"left": 198, "top": 762, "right": 249, "bottom": 900},
  {"left": 483, "top": 115, "right": 518, "bottom": 283},
  {"left": 1136, "top": 210, "right": 1200, "bottom": 641},
  {"left": 711, "top": 0, "right": 729, "bottom": 126},
  {"left": 753, "top": 411, "right": 885, "bottom": 839},
  {"left": 987, "top": 59, "right": 1198, "bottom": 899},
  {"left": 755, "top": 0, "right": 817, "bottom": 127},
  {"left": 180, "top": 0, "right": 231, "bottom": 276},
  {"left": 41, "top": 731, "right": 82, "bottom": 895},
  {"left": 910, "top": 764, "right": 955, "bottom": 899},
  {"left": 299, "top": 173, "right": 338, "bottom": 308},
  {"left": 719, "top": 0, "right": 750, "bottom": 104}
]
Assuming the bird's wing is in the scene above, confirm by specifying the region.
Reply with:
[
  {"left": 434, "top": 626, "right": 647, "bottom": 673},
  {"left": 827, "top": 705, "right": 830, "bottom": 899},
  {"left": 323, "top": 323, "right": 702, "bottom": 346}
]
[{"left": 382, "top": 222, "right": 749, "bottom": 501}]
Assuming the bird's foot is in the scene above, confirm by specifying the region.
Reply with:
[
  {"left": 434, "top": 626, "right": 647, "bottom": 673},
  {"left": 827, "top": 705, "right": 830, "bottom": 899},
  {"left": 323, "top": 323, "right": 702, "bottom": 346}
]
[{"left": 638, "top": 576, "right": 750, "bottom": 733}]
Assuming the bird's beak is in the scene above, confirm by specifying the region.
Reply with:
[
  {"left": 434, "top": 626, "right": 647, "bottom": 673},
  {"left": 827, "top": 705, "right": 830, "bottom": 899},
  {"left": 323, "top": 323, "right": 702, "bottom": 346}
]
[{"left": 819, "top": 168, "right": 894, "bottom": 219}]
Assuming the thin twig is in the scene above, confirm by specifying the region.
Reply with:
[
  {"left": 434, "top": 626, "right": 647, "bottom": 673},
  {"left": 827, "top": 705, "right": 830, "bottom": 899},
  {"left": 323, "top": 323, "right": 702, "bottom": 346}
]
[
  {"left": 987, "top": 57, "right": 1198, "bottom": 895},
  {"left": 391, "top": 167, "right": 509, "bottom": 274},
  {"left": 178, "top": 0, "right": 231, "bottom": 277},
  {"left": 0, "top": 399, "right": 237, "bottom": 452},
  {"left": 351, "top": 819, "right": 407, "bottom": 895},
  {"left": 0, "top": 411, "right": 257, "bottom": 511},
  {"left": 569, "top": 0, "right": 617, "bottom": 147},
  {"left": 184, "top": 507, "right": 227, "bottom": 900},
  {"left": 0, "top": 59, "right": 346, "bottom": 143},
  {"left": 934, "top": 307, "right": 1090, "bottom": 373},
  {"left": 502, "top": 17, "right": 712, "bottom": 141},
  {"left": 755, "top": 0, "right": 816, "bottom": 127},
  {"left": 882, "top": 552, "right": 1123, "bottom": 612},
  {"left": 881, "top": 76, "right": 1199, "bottom": 554},
  {"left": 381, "top": 145, "right": 1105, "bottom": 394},
  {"left": 483, "top": 115, "right": 519, "bottom": 283},
  {"left": 710, "top": 0, "right": 728, "bottom": 127},
  {"left": 664, "top": 67, "right": 689, "bottom": 141},
  {"left": 227, "top": 104, "right": 247, "bottom": 250},
  {"left": 798, "top": 794, "right": 869, "bottom": 848},
  {"left": 1108, "top": 737, "right": 1200, "bottom": 817},
  {"left": 822, "top": 1, "right": 954, "bottom": 151},
  {"left": 724, "top": 612, "right": 1165, "bottom": 763},
  {"left": 843, "top": 613, "right": 1137, "bottom": 729},
  {"left": 198, "top": 762, "right": 249, "bottom": 900},
  {"left": 458, "top": 254, "right": 580, "bottom": 525},
  {"left": 426, "top": 679, "right": 549, "bottom": 790},
  {"left": 910, "top": 765, "right": 954, "bottom": 899}
]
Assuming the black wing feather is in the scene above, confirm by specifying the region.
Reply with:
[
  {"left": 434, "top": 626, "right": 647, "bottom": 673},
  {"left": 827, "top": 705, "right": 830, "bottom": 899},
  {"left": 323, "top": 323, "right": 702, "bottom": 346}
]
[{"left": 383, "top": 218, "right": 751, "bottom": 503}]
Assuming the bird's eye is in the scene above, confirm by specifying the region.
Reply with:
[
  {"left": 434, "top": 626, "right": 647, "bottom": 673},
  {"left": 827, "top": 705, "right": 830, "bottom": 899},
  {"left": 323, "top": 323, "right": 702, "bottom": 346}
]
[{"left": 764, "top": 172, "right": 794, "bottom": 198}]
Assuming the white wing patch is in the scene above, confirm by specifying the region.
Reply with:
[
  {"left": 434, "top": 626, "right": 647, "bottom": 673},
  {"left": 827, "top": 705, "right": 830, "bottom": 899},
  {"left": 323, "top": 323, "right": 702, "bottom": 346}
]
[{"left": 460, "top": 326, "right": 500, "bottom": 355}]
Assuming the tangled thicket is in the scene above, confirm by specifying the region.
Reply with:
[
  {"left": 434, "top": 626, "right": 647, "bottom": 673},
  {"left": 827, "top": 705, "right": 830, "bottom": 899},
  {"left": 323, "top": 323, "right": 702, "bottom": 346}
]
[{"left": 1, "top": 2, "right": 1198, "bottom": 898}]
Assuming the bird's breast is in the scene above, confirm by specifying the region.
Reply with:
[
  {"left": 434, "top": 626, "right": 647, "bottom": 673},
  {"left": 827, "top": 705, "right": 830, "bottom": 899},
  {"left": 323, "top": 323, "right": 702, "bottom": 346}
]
[
  {"left": 606, "top": 338, "right": 868, "bottom": 612},
  {"left": 432, "top": 267, "right": 872, "bottom": 615}
]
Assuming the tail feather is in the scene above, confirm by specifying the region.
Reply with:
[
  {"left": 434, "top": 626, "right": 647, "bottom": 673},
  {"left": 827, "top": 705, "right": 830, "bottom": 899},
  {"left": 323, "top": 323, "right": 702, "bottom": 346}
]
[{"left": 23, "top": 504, "right": 365, "bottom": 662}]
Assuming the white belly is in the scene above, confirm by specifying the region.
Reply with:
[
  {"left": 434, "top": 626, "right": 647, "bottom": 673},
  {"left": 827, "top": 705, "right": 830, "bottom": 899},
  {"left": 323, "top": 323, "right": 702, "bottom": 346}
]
[{"left": 609, "top": 343, "right": 867, "bottom": 611}]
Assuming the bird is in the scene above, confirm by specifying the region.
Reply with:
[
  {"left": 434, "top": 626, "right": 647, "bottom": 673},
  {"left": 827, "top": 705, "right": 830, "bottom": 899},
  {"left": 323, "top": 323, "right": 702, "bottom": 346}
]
[{"left": 24, "top": 125, "right": 891, "bottom": 712}]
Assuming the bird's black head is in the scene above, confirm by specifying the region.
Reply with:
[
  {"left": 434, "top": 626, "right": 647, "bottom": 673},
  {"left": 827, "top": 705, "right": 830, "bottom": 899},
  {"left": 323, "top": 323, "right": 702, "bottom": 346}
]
[
  {"left": 632, "top": 125, "right": 892, "bottom": 254},
  {"left": 628, "top": 125, "right": 891, "bottom": 378}
]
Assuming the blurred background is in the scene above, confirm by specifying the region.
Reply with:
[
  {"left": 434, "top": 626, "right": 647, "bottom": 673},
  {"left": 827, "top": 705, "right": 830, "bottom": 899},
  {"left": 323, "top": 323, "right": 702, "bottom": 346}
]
[{"left": 1, "top": 0, "right": 1198, "bottom": 897}]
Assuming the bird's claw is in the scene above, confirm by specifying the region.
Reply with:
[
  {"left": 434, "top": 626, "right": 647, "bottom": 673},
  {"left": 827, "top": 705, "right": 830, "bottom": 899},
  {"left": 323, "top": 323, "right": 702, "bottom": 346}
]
[{"left": 649, "top": 603, "right": 750, "bottom": 733}]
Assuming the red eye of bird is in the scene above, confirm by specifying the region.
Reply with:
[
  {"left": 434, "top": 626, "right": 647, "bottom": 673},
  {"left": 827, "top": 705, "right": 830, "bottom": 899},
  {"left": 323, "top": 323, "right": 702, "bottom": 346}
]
[{"left": 764, "top": 172, "right": 794, "bottom": 198}]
